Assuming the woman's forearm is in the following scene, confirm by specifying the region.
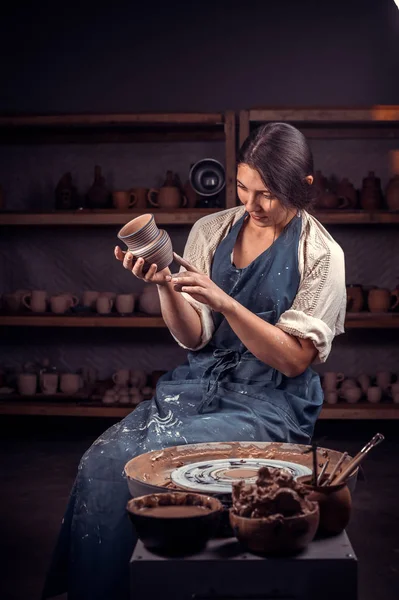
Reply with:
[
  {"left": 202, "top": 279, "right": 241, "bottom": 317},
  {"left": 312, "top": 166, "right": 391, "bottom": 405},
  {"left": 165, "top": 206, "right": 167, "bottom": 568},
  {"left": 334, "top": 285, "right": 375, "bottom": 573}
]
[
  {"left": 157, "top": 282, "right": 202, "bottom": 349},
  {"left": 221, "top": 298, "right": 314, "bottom": 377}
]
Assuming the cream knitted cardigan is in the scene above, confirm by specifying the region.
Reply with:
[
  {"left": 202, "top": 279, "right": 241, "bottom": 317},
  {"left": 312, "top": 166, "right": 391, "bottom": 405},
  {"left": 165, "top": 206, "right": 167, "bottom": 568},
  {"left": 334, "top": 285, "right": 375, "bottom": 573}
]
[{"left": 172, "top": 206, "right": 346, "bottom": 363}]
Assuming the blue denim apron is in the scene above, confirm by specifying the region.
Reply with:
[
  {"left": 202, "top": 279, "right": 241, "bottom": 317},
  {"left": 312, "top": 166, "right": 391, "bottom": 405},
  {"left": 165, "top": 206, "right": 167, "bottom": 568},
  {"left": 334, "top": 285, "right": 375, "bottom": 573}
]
[{"left": 43, "top": 212, "right": 323, "bottom": 600}]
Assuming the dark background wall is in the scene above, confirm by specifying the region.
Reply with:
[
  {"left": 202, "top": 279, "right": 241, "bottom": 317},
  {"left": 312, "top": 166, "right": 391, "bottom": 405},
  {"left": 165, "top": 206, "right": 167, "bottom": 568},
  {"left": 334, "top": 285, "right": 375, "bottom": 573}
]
[{"left": 0, "top": 0, "right": 398, "bottom": 114}]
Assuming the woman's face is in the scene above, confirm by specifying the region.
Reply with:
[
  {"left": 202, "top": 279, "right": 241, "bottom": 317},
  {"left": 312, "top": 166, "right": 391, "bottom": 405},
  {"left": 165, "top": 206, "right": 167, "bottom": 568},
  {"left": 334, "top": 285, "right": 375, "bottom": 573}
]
[{"left": 236, "top": 163, "right": 294, "bottom": 229}]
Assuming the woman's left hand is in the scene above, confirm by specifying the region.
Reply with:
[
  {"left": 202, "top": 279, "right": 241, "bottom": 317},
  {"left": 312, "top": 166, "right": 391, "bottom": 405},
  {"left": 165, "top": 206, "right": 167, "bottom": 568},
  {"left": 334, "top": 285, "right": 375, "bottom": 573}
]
[{"left": 166, "top": 270, "right": 232, "bottom": 313}]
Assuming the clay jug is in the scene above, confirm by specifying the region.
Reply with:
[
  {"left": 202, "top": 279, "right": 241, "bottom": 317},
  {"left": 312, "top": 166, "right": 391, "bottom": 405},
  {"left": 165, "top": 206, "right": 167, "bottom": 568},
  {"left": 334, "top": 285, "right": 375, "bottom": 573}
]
[
  {"left": 360, "top": 171, "right": 382, "bottom": 210},
  {"left": 298, "top": 476, "right": 352, "bottom": 536},
  {"left": 386, "top": 175, "right": 399, "bottom": 211},
  {"left": 337, "top": 177, "right": 358, "bottom": 209},
  {"left": 86, "top": 165, "right": 110, "bottom": 209},
  {"left": 346, "top": 284, "right": 363, "bottom": 312},
  {"left": 55, "top": 172, "right": 79, "bottom": 210}
]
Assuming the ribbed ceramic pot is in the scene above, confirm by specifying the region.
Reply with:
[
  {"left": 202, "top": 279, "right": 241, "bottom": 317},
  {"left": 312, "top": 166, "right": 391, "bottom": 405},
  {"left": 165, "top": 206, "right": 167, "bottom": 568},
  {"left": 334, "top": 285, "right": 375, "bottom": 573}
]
[{"left": 117, "top": 214, "right": 159, "bottom": 253}]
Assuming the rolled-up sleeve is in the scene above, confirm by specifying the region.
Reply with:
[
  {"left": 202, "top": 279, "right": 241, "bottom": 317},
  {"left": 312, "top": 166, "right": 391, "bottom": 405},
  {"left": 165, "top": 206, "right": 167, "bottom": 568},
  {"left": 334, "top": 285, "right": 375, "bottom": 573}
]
[{"left": 276, "top": 243, "right": 346, "bottom": 363}]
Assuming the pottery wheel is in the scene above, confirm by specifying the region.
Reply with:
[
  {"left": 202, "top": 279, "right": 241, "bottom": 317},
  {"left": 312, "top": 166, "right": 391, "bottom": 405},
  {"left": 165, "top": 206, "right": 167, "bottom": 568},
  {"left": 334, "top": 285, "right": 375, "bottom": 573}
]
[
  {"left": 170, "top": 457, "right": 312, "bottom": 494},
  {"left": 125, "top": 441, "right": 352, "bottom": 497}
]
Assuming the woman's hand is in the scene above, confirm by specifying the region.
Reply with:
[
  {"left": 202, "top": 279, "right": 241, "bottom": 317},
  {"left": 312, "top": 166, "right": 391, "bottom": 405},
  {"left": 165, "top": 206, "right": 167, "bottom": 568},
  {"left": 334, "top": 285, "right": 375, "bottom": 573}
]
[
  {"left": 166, "top": 268, "right": 233, "bottom": 313},
  {"left": 114, "top": 246, "right": 171, "bottom": 285}
]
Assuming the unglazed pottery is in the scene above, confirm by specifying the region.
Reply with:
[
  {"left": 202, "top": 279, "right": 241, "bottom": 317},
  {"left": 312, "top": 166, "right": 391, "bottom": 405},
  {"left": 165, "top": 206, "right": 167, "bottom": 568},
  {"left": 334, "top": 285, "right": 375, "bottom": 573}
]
[
  {"left": 112, "top": 190, "right": 136, "bottom": 210},
  {"left": 298, "top": 475, "right": 352, "bottom": 536},
  {"left": 322, "top": 372, "right": 344, "bottom": 391},
  {"left": 360, "top": 171, "right": 382, "bottom": 210},
  {"left": 115, "top": 293, "right": 135, "bottom": 315},
  {"left": 368, "top": 288, "right": 398, "bottom": 312},
  {"left": 346, "top": 284, "right": 363, "bottom": 312},
  {"left": 17, "top": 373, "right": 37, "bottom": 396},
  {"left": 126, "top": 492, "right": 223, "bottom": 554},
  {"left": 229, "top": 503, "right": 319, "bottom": 555},
  {"left": 337, "top": 177, "right": 358, "bottom": 209},
  {"left": 130, "top": 188, "right": 149, "bottom": 210},
  {"left": 22, "top": 290, "right": 47, "bottom": 313},
  {"left": 148, "top": 170, "right": 187, "bottom": 209}
]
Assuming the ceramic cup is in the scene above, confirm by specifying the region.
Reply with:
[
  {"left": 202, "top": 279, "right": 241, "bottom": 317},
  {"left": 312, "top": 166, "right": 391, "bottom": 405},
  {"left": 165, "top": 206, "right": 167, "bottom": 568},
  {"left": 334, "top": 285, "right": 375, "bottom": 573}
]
[
  {"left": 322, "top": 372, "right": 344, "bottom": 391},
  {"left": 376, "top": 371, "right": 392, "bottom": 391},
  {"left": 17, "top": 373, "right": 37, "bottom": 395},
  {"left": 3, "top": 290, "right": 29, "bottom": 312},
  {"left": 112, "top": 190, "right": 137, "bottom": 210},
  {"left": 50, "top": 293, "right": 78, "bottom": 314},
  {"left": 60, "top": 373, "right": 82, "bottom": 395},
  {"left": 40, "top": 372, "right": 59, "bottom": 395},
  {"left": 357, "top": 373, "right": 371, "bottom": 394},
  {"left": 96, "top": 296, "right": 113, "bottom": 314},
  {"left": 325, "top": 391, "right": 338, "bottom": 405},
  {"left": 130, "top": 369, "right": 147, "bottom": 388},
  {"left": 113, "top": 369, "right": 130, "bottom": 386},
  {"left": 82, "top": 290, "right": 99, "bottom": 309},
  {"left": 131, "top": 188, "right": 149, "bottom": 209},
  {"left": 22, "top": 290, "right": 47, "bottom": 313},
  {"left": 367, "top": 386, "right": 382, "bottom": 404},
  {"left": 115, "top": 293, "right": 136, "bottom": 315}
]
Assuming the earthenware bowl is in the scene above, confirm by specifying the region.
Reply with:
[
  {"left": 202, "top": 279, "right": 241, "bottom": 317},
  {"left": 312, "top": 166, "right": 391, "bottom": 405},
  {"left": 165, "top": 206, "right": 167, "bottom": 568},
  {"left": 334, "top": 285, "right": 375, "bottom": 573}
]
[
  {"left": 229, "top": 501, "right": 319, "bottom": 555},
  {"left": 126, "top": 492, "right": 223, "bottom": 555}
]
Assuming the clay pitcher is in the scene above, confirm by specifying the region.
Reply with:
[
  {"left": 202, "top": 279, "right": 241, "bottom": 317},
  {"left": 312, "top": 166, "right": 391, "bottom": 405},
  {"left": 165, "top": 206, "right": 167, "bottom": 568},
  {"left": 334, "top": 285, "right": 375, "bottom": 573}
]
[
  {"left": 386, "top": 175, "right": 399, "bottom": 211},
  {"left": 346, "top": 284, "right": 363, "bottom": 312},
  {"left": 360, "top": 171, "right": 382, "bottom": 210},
  {"left": 298, "top": 476, "right": 352, "bottom": 536},
  {"left": 337, "top": 177, "right": 358, "bottom": 209},
  {"left": 86, "top": 165, "right": 110, "bottom": 209}
]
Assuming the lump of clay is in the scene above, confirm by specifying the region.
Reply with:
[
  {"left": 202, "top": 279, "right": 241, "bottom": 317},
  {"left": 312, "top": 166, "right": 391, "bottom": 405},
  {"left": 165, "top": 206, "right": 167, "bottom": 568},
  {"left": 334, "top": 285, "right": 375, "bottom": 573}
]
[{"left": 232, "top": 467, "right": 312, "bottom": 519}]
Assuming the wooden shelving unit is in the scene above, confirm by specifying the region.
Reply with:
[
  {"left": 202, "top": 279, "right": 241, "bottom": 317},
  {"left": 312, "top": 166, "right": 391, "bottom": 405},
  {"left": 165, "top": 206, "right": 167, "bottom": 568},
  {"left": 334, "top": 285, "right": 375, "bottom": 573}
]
[
  {"left": 0, "top": 399, "right": 397, "bottom": 419},
  {"left": 239, "top": 106, "right": 399, "bottom": 145},
  {"left": 1, "top": 209, "right": 399, "bottom": 227},
  {"left": 0, "top": 313, "right": 398, "bottom": 328}
]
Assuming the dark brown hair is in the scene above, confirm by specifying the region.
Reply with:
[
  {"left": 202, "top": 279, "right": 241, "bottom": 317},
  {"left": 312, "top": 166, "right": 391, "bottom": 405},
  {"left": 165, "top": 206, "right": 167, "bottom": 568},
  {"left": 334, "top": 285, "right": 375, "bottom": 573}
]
[{"left": 237, "top": 122, "right": 315, "bottom": 210}]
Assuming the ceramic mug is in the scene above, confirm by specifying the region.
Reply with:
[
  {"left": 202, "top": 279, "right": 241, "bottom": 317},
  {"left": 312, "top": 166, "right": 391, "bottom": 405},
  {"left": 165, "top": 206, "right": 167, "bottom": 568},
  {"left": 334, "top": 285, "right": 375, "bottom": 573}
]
[
  {"left": 96, "top": 296, "right": 113, "bottom": 314},
  {"left": 115, "top": 293, "right": 135, "bottom": 315},
  {"left": 50, "top": 293, "right": 78, "bottom": 314},
  {"left": 82, "top": 290, "right": 99, "bottom": 309},
  {"left": 376, "top": 371, "right": 392, "bottom": 391},
  {"left": 322, "top": 372, "right": 344, "bottom": 391},
  {"left": 131, "top": 188, "right": 148, "bottom": 209},
  {"left": 112, "top": 369, "right": 130, "bottom": 386},
  {"left": 112, "top": 190, "right": 137, "bottom": 210},
  {"left": 367, "top": 386, "right": 382, "bottom": 404},
  {"left": 60, "top": 373, "right": 82, "bottom": 395},
  {"left": 3, "top": 290, "right": 29, "bottom": 312},
  {"left": 357, "top": 373, "right": 371, "bottom": 394},
  {"left": 17, "top": 373, "right": 37, "bottom": 395},
  {"left": 22, "top": 290, "right": 47, "bottom": 313},
  {"left": 324, "top": 391, "right": 338, "bottom": 405},
  {"left": 368, "top": 288, "right": 397, "bottom": 313},
  {"left": 129, "top": 369, "right": 147, "bottom": 388},
  {"left": 40, "top": 372, "right": 59, "bottom": 395}
]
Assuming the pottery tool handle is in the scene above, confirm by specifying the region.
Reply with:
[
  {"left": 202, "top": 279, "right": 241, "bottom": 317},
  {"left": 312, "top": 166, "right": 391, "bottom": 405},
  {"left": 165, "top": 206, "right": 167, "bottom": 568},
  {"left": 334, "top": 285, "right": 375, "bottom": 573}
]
[
  {"left": 317, "top": 458, "right": 330, "bottom": 485},
  {"left": 332, "top": 433, "right": 384, "bottom": 485},
  {"left": 323, "top": 452, "right": 347, "bottom": 486}
]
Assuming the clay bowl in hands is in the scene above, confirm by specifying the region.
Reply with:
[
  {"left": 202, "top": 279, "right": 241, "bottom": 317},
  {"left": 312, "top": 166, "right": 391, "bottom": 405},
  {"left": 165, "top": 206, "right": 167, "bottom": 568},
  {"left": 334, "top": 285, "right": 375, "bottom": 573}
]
[
  {"left": 117, "top": 214, "right": 173, "bottom": 271},
  {"left": 126, "top": 492, "right": 223, "bottom": 555},
  {"left": 229, "top": 501, "right": 319, "bottom": 556}
]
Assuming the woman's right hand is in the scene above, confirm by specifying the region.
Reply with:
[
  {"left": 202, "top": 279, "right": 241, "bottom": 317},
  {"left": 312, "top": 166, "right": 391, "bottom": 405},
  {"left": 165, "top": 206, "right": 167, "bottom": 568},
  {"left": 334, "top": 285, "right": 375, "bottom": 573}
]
[{"left": 114, "top": 246, "right": 171, "bottom": 285}]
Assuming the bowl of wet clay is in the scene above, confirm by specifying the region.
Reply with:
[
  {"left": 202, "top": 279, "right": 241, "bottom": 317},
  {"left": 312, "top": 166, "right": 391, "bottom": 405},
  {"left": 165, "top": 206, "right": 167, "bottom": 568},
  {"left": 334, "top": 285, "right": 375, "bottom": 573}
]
[
  {"left": 229, "top": 467, "right": 319, "bottom": 555},
  {"left": 126, "top": 492, "right": 223, "bottom": 555}
]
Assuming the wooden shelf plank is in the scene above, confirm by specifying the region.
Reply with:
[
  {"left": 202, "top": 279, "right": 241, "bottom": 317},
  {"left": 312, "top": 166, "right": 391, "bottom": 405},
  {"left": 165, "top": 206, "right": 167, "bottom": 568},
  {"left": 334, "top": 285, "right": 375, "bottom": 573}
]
[
  {"left": 248, "top": 106, "right": 399, "bottom": 123},
  {"left": 0, "top": 112, "right": 224, "bottom": 128},
  {"left": 0, "top": 315, "right": 165, "bottom": 327},
  {"left": 1, "top": 210, "right": 398, "bottom": 227},
  {"left": 319, "top": 403, "right": 399, "bottom": 420},
  {"left": 0, "top": 209, "right": 220, "bottom": 226},
  {"left": 345, "top": 313, "right": 399, "bottom": 328},
  {"left": 0, "top": 313, "right": 398, "bottom": 329},
  {"left": 0, "top": 400, "right": 398, "bottom": 419}
]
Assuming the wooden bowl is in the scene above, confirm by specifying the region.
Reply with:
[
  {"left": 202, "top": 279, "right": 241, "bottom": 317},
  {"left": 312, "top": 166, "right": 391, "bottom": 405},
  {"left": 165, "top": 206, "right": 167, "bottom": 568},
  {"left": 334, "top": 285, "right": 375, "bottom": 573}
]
[
  {"left": 127, "top": 492, "right": 223, "bottom": 555},
  {"left": 229, "top": 501, "right": 319, "bottom": 556}
]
